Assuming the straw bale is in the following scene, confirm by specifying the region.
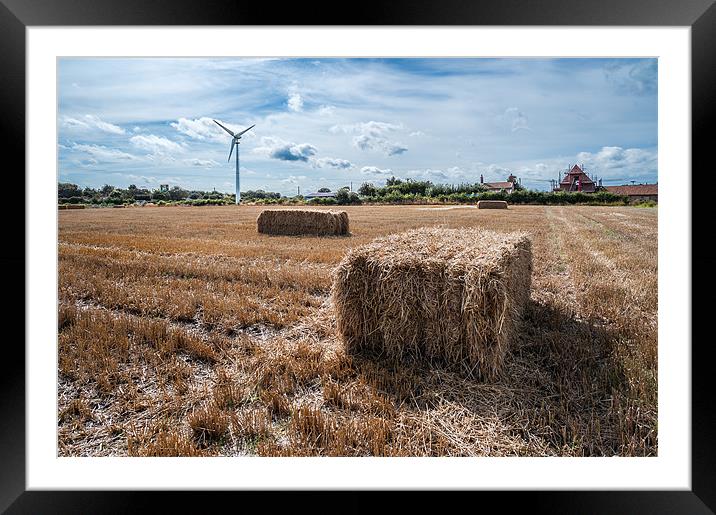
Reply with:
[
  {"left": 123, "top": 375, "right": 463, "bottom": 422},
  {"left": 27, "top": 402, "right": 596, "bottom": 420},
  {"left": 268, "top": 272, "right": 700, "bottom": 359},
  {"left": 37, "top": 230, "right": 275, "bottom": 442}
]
[
  {"left": 332, "top": 227, "right": 532, "bottom": 379},
  {"left": 257, "top": 209, "right": 350, "bottom": 236},
  {"left": 477, "top": 200, "right": 508, "bottom": 209},
  {"left": 333, "top": 211, "right": 349, "bottom": 235}
]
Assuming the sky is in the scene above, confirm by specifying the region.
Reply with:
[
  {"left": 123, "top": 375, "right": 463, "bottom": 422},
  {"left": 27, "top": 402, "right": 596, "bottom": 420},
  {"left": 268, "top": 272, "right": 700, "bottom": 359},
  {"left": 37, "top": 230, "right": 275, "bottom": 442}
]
[{"left": 57, "top": 57, "right": 657, "bottom": 194}]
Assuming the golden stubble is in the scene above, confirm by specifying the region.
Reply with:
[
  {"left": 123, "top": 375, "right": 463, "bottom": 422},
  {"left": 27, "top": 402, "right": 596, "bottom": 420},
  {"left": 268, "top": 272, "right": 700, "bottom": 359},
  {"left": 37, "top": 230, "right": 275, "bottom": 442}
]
[{"left": 58, "top": 204, "right": 657, "bottom": 457}]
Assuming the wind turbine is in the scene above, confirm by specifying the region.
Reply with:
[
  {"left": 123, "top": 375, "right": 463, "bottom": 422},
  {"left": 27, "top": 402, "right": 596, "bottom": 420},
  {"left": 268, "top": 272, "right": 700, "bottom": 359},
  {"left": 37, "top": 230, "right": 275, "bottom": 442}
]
[{"left": 213, "top": 120, "right": 255, "bottom": 205}]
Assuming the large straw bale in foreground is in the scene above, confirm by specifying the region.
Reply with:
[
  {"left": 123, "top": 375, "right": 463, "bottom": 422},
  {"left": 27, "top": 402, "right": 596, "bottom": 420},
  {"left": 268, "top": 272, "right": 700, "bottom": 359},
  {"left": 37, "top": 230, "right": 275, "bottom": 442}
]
[
  {"left": 257, "top": 209, "right": 349, "bottom": 236},
  {"left": 477, "top": 200, "right": 508, "bottom": 209},
  {"left": 332, "top": 227, "right": 532, "bottom": 379}
]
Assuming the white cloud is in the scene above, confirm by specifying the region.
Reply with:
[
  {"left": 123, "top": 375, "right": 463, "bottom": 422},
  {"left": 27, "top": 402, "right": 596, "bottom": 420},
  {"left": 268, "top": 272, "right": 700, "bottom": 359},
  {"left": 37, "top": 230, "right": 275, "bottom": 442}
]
[
  {"left": 253, "top": 137, "right": 317, "bottom": 162},
  {"left": 332, "top": 120, "right": 403, "bottom": 135},
  {"left": 130, "top": 134, "right": 184, "bottom": 155},
  {"left": 120, "top": 174, "right": 160, "bottom": 186},
  {"left": 183, "top": 158, "right": 220, "bottom": 167},
  {"left": 145, "top": 154, "right": 177, "bottom": 164},
  {"left": 405, "top": 169, "right": 454, "bottom": 182},
  {"left": 281, "top": 175, "right": 307, "bottom": 184},
  {"left": 287, "top": 92, "right": 304, "bottom": 112},
  {"left": 77, "top": 158, "right": 99, "bottom": 167},
  {"left": 332, "top": 121, "right": 408, "bottom": 156},
  {"left": 61, "top": 114, "right": 125, "bottom": 135},
  {"left": 317, "top": 105, "right": 336, "bottom": 116},
  {"left": 503, "top": 107, "right": 530, "bottom": 132},
  {"left": 353, "top": 135, "right": 408, "bottom": 156},
  {"left": 360, "top": 166, "right": 393, "bottom": 177},
  {"left": 69, "top": 143, "right": 136, "bottom": 161},
  {"left": 312, "top": 157, "right": 353, "bottom": 169},
  {"left": 575, "top": 146, "right": 657, "bottom": 178},
  {"left": 171, "top": 117, "right": 249, "bottom": 143},
  {"left": 479, "top": 163, "right": 513, "bottom": 178}
]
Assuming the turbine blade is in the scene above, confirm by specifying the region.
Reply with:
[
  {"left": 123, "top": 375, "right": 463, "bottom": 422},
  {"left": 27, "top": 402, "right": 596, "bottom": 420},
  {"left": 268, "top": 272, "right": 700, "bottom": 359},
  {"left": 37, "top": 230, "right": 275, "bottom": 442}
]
[
  {"left": 236, "top": 124, "right": 255, "bottom": 138},
  {"left": 228, "top": 140, "right": 235, "bottom": 162},
  {"left": 213, "top": 119, "right": 235, "bottom": 137}
]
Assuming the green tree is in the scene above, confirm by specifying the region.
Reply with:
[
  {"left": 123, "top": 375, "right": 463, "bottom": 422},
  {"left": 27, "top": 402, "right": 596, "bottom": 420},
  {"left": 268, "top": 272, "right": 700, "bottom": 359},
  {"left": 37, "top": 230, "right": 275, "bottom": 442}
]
[
  {"left": 317, "top": 187, "right": 331, "bottom": 193},
  {"left": 358, "top": 182, "right": 377, "bottom": 197},
  {"left": 335, "top": 187, "right": 350, "bottom": 204},
  {"left": 168, "top": 186, "right": 189, "bottom": 201},
  {"left": 58, "top": 182, "right": 82, "bottom": 198},
  {"left": 336, "top": 187, "right": 361, "bottom": 205}
]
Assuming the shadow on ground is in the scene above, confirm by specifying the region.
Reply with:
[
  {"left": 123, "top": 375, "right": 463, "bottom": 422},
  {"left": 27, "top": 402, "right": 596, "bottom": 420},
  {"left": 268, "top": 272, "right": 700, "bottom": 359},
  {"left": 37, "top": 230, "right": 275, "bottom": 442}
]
[{"left": 343, "top": 299, "right": 633, "bottom": 456}]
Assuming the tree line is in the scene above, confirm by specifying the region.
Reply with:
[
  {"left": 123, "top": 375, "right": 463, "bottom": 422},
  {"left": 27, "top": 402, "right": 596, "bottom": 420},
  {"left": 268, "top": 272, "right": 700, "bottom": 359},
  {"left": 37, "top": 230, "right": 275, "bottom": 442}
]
[{"left": 58, "top": 178, "right": 629, "bottom": 207}]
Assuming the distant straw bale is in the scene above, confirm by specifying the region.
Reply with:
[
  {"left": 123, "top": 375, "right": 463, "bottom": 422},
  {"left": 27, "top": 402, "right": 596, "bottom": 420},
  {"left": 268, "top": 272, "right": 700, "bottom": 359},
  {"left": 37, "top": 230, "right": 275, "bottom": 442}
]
[
  {"left": 332, "top": 227, "right": 532, "bottom": 379},
  {"left": 477, "top": 200, "right": 508, "bottom": 209},
  {"left": 257, "top": 209, "right": 350, "bottom": 236},
  {"left": 334, "top": 211, "right": 349, "bottom": 235}
]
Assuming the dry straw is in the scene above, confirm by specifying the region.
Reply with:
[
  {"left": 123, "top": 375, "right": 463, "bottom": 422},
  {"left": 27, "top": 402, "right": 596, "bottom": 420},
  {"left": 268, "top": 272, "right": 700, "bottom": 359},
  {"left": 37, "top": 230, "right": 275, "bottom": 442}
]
[
  {"left": 257, "top": 209, "right": 350, "bottom": 236},
  {"left": 332, "top": 227, "right": 532, "bottom": 379},
  {"left": 477, "top": 200, "right": 508, "bottom": 209}
]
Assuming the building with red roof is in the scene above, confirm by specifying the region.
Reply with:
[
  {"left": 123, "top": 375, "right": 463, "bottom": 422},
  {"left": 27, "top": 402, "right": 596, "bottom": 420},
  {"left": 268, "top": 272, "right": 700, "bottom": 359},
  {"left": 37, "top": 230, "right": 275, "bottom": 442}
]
[
  {"left": 480, "top": 173, "right": 519, "bottom": 193},
  {"left": 605, "top": 183, "right": 658, "bottom": 203},
  {"left": 555, "top": 164, "right": 597, "bottom": 193}
]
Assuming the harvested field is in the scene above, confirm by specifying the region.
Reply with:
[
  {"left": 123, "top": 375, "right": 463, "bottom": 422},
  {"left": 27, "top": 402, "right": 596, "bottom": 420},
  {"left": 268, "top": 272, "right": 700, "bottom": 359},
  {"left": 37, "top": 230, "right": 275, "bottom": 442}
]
[
  {"left": 58, "top": 204, "right": 657, "bottom": 457},
  {"left": 333, "top": 227, "right": 532, "bottom": 379},
  {"left": 257, "top": 208, "right": 349, "bottom": 236}
]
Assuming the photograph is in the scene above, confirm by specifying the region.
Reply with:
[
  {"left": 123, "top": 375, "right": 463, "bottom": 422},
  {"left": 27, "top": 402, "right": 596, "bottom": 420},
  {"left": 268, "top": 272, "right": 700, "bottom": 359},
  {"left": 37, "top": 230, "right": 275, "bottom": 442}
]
[{"left": 56, "top": 56, "right": 659, "bottom": 458}]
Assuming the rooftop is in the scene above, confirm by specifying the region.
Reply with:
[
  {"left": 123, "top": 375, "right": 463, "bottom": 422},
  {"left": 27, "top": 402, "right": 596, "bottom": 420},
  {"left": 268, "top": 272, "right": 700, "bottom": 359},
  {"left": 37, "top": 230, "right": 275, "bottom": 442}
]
[
  {"left": 483, "top": 182, "right": 515, "bottom": 190},
  {"left": 304, "top": 191, "right": 337, "bottom": 198},
  {"left": 605, "top": 184, "right": 658, "bottom": 196},
  {"left": 560, "top": 165, "right": 594, "bottom": 184}
]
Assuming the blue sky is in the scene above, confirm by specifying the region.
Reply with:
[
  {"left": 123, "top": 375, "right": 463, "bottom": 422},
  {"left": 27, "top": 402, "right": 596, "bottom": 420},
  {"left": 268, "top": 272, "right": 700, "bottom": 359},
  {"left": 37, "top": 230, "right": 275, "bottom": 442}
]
[{"left": 58, "top": 57, "right": 657, "bottom": 194}]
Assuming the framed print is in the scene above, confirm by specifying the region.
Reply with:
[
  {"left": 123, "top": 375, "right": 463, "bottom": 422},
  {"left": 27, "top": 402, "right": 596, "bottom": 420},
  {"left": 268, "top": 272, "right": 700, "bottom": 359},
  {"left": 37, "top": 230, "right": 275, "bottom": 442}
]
[{"left": 3, "top": 0, "right": 715, "bottom": 512}]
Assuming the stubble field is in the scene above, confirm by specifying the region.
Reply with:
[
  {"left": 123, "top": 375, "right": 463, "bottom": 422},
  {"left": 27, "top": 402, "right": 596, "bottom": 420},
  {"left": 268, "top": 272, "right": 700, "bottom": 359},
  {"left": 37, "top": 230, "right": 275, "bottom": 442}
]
[{"left": 58, "top": 204, "right": 657, "bottom": 457}]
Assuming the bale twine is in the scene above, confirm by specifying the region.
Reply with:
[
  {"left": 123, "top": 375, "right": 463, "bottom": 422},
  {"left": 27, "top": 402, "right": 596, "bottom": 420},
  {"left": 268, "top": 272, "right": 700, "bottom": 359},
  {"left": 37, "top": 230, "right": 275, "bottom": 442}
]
[
  {"left": 257, "top": 209, "right": 350, "bottom": 236},
  {"left": 477, "top": 200, "right": 508, "bottom": 209},
  {"left": 331, "top": 227, "right": 532, "bottom": 379}
]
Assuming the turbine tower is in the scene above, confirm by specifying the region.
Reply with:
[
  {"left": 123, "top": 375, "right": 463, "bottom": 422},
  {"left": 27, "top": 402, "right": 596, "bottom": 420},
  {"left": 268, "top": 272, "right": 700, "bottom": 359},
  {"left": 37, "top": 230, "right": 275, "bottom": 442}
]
[{"left": 213, "top": 120, "right": 255, "bottom": 205}]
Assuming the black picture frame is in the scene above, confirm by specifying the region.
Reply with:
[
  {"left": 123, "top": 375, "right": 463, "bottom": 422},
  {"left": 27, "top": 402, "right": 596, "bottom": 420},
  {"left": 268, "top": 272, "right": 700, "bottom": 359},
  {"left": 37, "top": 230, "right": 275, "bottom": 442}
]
[{"left": 3, "top": 0, "right": 713, "bottom": 513}]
